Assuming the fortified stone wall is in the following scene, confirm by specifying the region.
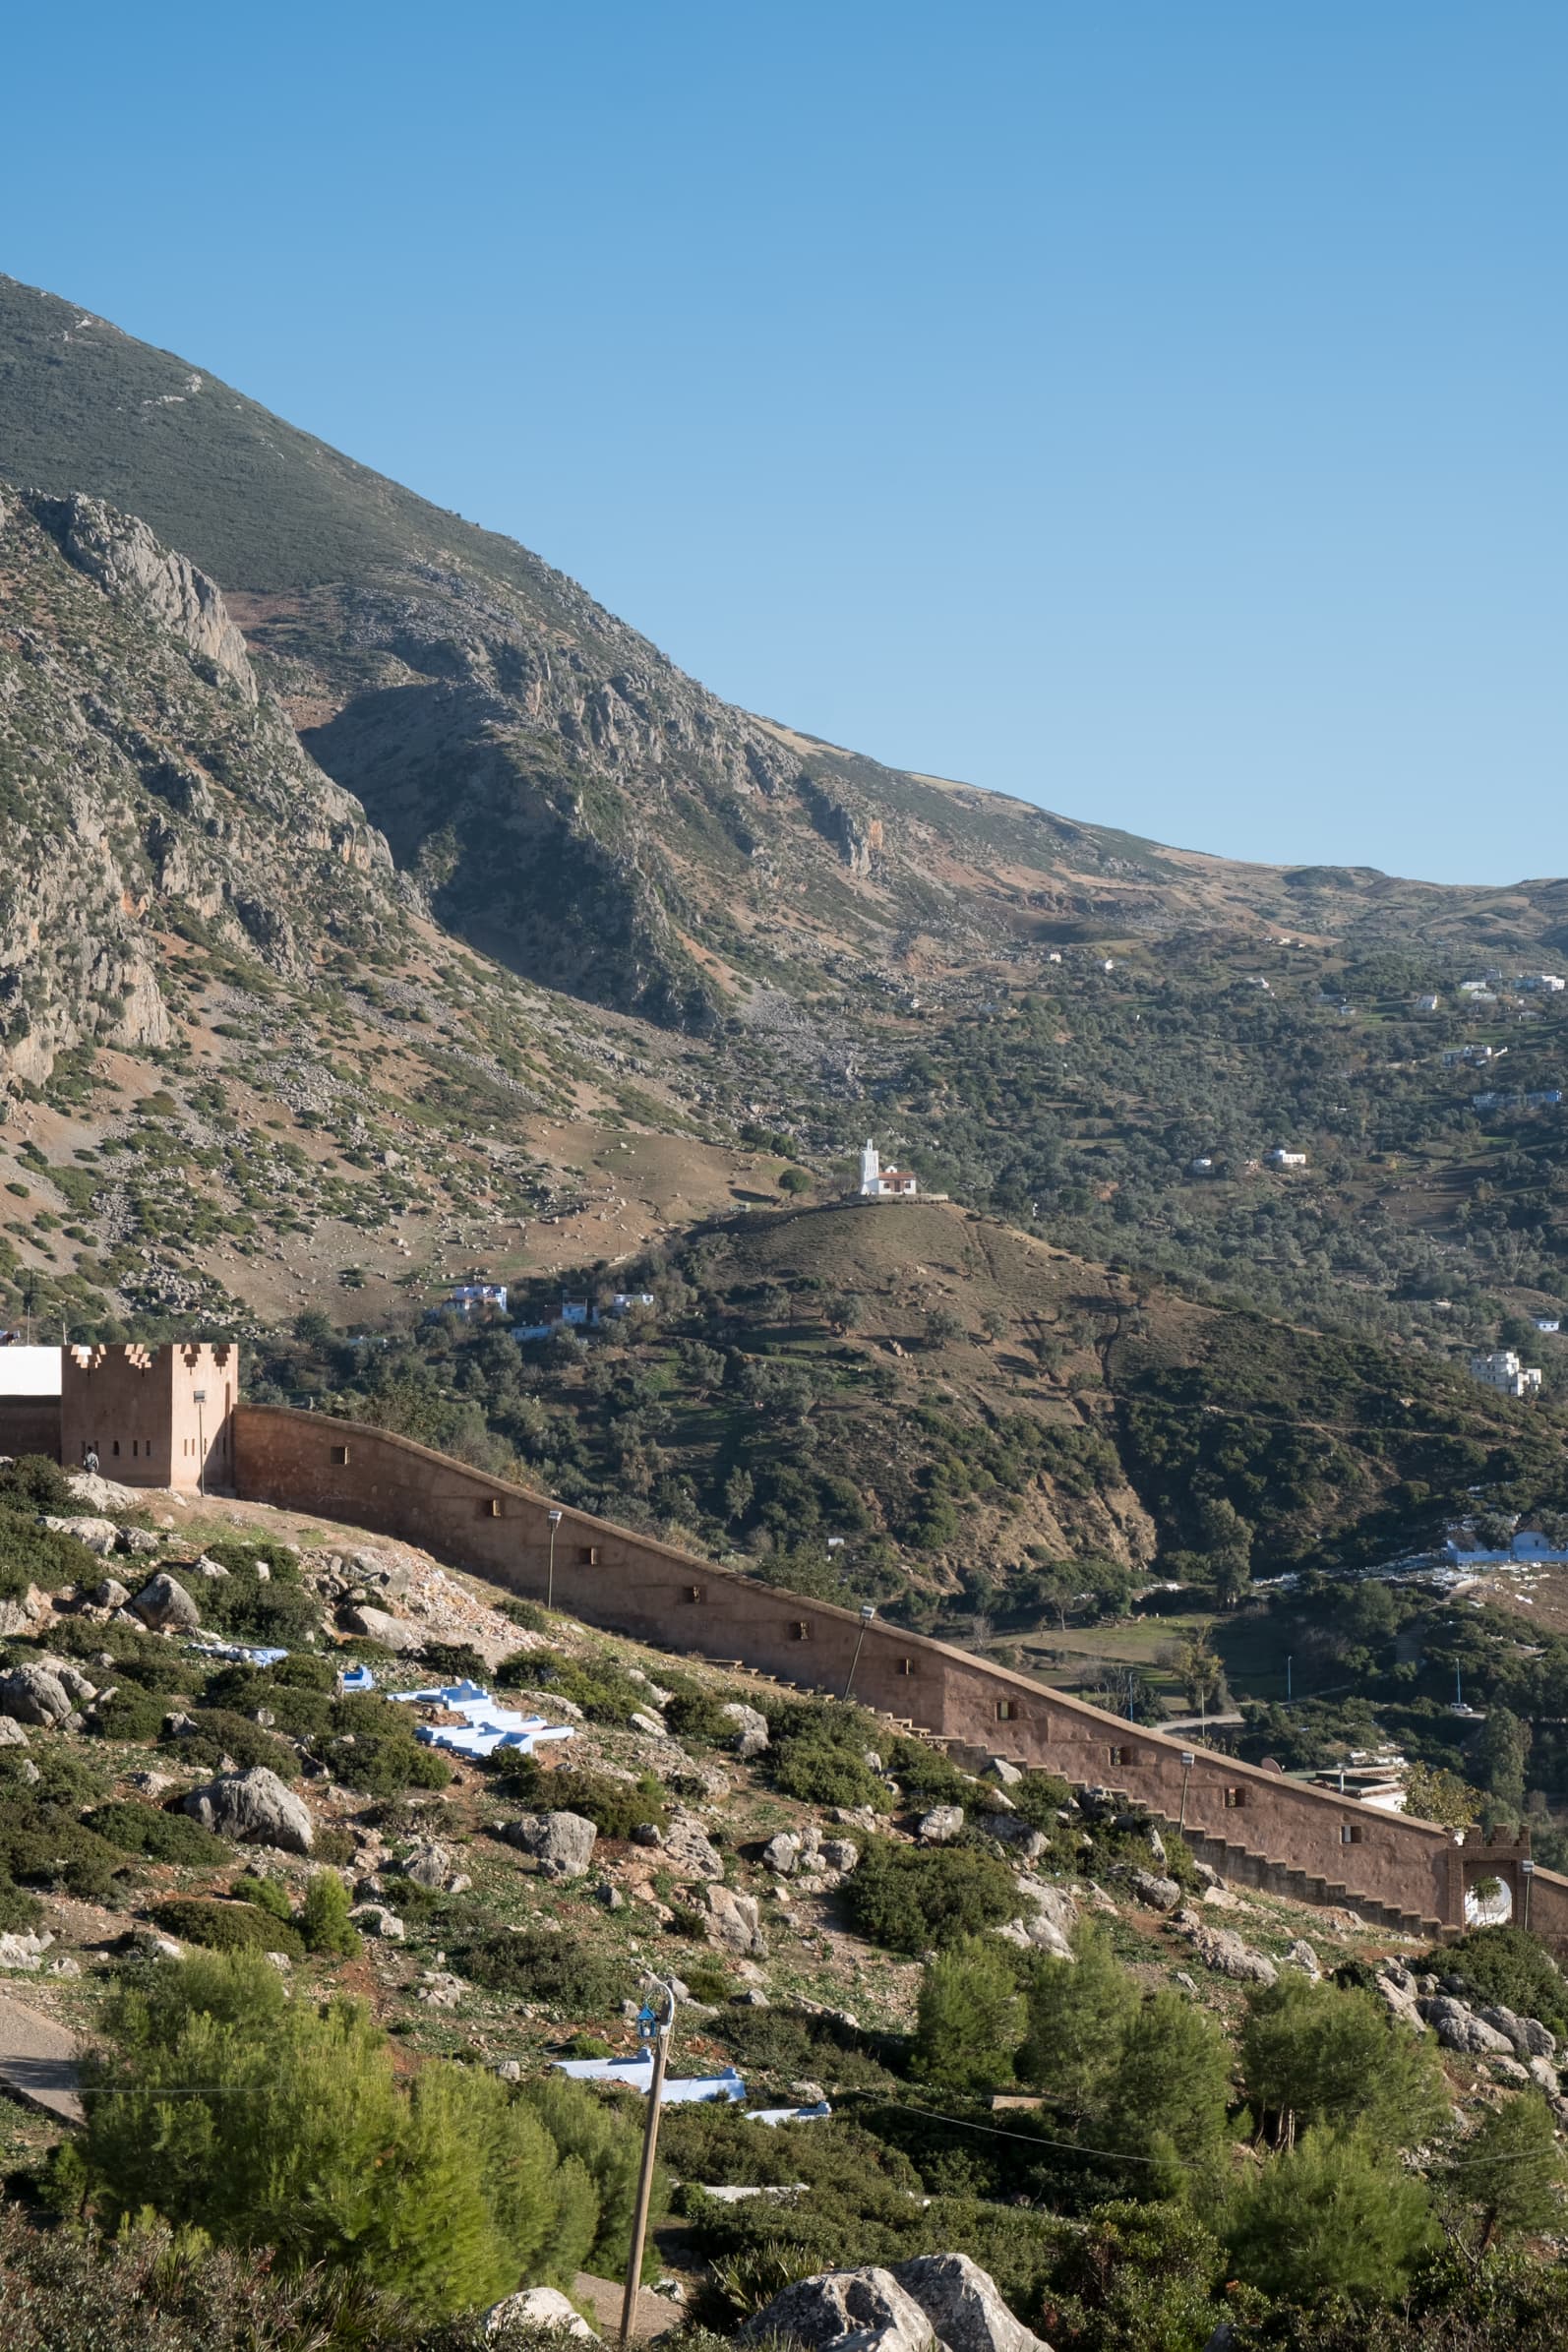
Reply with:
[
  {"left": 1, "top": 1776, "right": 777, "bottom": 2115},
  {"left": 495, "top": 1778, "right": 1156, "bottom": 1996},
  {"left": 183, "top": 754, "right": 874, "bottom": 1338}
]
[
  {"left": 0, "top": 1399, "right": 64, "bottom": 1458},
  {"left": 232, "top": 1403, "right": 1568, "bottom": 1946},
  {"left": 64, "top": 1343, "right": 239, "bottom": 1490}
]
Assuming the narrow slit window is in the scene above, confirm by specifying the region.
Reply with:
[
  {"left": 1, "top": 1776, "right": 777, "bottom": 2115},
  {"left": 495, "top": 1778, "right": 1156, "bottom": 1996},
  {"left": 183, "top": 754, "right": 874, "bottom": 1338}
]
[
  {"left": 484, "top": 1498, "right": 502, "bottom": 1518},
  {"left": 332, "top": 1444, "right": 350, "bottom": 1466},
  {"left": 1224, "top": 1786, "right": 1246, "bottom": 1810},
  {"left": 792, "top": 1621, "right": 812, "bottom": 1641},
  {"left": 579, "top": 1545, "right": 600, "bottom": 1566},
  {"left": 686, "top": 1585, "right": 705, "bottom": 1603},
  {"left": 1341, "top": 1823, "right": 1364, "bottom": 1844},
  {"left": 896, "top": 1657, "right": 917, "bottom": 1676},
  {"left": 996, "top": 1699, "right": 1019, "bottom": 1721}
]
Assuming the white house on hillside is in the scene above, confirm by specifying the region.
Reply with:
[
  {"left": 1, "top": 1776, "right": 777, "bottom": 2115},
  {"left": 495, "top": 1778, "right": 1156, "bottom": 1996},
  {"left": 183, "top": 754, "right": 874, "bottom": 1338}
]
[
  {"left": 860, "top": 1141, "right": 918, "bottom": 1199},
  {"left": 1266, "top": 1148, "right": 1307, "bottom": 1169},
  {"left": 1470, "top": 1349, "right": 1542, "bottom": 1398}
]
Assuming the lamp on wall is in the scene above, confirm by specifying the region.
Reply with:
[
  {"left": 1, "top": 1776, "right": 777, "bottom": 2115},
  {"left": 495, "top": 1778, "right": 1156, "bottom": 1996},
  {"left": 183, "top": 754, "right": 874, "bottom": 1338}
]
[
  {"left": 546, "top": 1507, "right": 564, "bottom": 1610},
  {"left": 192, "top": 1388, "right": 208, "bottom": 1498},
  {"left": 1178, "top": 1749, "right": 1195, "bottom": 1834}
]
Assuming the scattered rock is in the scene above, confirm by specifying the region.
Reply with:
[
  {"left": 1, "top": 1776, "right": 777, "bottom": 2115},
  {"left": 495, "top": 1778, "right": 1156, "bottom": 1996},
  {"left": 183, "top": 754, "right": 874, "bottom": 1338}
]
[
  {"left": 764, "top": 1832, "right": 802, "bottom": 1875},
  {"left": 819, "top": 1838, "right": 860, "bottom": 1873},
  {"left": 184, "top": 1765, "right": 315, "bottom": 1854},
  {"left": 663, "top": 1808, "right": 724, "bottom": 1881},
  {"left": 1478, "top": 2004, "right": 1557, "bottom": 2061},
  {"left": 705, "top": 1882, "right": 766, "bottom": 1957},
  {"left": 504, "top": 1812, "right": 598, "bottom": 1881},
  {"left": 894, "top": 2254, "right": 1055, "bottom": 2352},
  {"left": 349, "top": 1903, "right": 406, "bottom": 1941},
  {"left": 42, "top": 1514, "right": 120, "bottom": 1555},
  {"left": 1281, "top": 1940, "right": 1321, "bottom": 1979},
  {"left": 918, "top": 1806, "right": 965, "bottom": 1845},
  {"left": 0, "top": 1928, "right": 53, "bottom": 1971},
  {"left": 721, "top": 1701, "right": 769, "bottom": 1759},
  {"left": 1176, "top": 1914, "right": 1277, "bottom": 1985},
  {"left": 740, "top": 2266, "right": 935, "bottom": 2352},
  {"left": 401, "top": 1839, "right": 471, "bottom": 1894},
  {"left": 130, "top": 1572, "right": 201, "bottom": 1632},
  {"left": 629, "top": 1709, "right": 668, "bottom": 1740},
  {"left": 986, "top": 1757, "right": 1024, "bottom": 1787},
  {"left": 418, "top": 1969, "right": 464, "bottom": 2009},
  {"left": 0, "top": 1716, "right": 30, "bottom": 1748},
  {"left": 484, "top": 2285, "right": 599, "bottom": 2340},
  {"left": 1129, "top": 1870, "right": 1182, "bottom": 1913},
  {"left": 115, "top": 1526, "right": 161, "bottom": 1555},
  {"left": 0, "top": 1664, "right": 76, "bottom": 1725},
  {"left": 342, "top": 1603, "right": 425, "bottom": 1654},
  {"left": 1417, "top": 1998, "right": 1515, "bottom": 2058},
  {"left": 93, "top": 1578, "right": 131, "bottom": 1610}
]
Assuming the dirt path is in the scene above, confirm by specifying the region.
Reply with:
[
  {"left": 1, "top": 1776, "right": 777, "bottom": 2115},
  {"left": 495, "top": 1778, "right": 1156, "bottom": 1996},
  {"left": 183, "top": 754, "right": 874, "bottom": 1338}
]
[{"left": 0, "top": 1990, "right": 83, "bottom": 2124}]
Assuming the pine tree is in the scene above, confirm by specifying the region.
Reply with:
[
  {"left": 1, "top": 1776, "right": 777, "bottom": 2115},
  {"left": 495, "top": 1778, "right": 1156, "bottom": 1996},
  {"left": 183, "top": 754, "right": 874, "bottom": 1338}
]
[
  {"left": 1224, "top": 2126, "right": 1438, "bottom": 2304},
  {"left": 1239, "top": 1975, "right": 1449, "bottom": 2150},
  {"left": 912, "top": 1937, "right": 1026, "bottom": 2091},
  {"left": 1017, "top": 1923, "right": 1140, "bottom": 2108},
  {"left": 1444, "top": 2091, "right": 1566, "bottom": 2255},
  {"left": 298, "top": 1868, "right": 361, "bottom": 1958},
  {"left": 1097, "top": 1989, "right": 1232, "bottom": 2193}
]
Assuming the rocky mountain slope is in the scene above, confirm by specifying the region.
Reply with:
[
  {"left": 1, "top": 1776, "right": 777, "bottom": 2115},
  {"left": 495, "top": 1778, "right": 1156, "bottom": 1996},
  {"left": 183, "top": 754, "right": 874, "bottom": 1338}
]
[{"left": 6, "top": 271, "right": 1568, "bottom": 1066}]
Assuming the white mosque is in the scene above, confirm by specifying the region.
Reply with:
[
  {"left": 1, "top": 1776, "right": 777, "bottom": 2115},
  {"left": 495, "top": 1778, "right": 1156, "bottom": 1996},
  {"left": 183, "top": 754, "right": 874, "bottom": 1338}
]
[{"left": 859, "top": 1139, "right": 919, "bottom": 1199}]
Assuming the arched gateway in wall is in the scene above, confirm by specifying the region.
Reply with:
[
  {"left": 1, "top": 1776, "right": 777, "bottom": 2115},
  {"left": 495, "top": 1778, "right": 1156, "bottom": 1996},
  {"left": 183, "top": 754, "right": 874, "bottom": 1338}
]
[{"left": 224, "top": 1402, "right": 1565, "bottom": 1948}]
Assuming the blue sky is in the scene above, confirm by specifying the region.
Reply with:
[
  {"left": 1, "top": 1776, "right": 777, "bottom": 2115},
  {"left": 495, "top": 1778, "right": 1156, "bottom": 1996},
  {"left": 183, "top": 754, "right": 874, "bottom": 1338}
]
[{"left": 5, "top": 3, "right": 1563, "bottom": 883}]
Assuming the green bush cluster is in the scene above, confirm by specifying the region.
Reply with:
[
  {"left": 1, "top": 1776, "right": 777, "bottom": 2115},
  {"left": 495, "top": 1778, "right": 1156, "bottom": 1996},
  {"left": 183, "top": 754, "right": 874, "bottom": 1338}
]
[
  {"left": 495, "top": 1757, "right": 667, "bottom": 1839},
  {"left": 84, "top": 1803, "right": 229, "bottom": 1867},
  {"left": 1417, "top": 1925, "right": 1568, "bottom": 2039},
  {"left": 68, "top": 1950, "right": 656, "bottom": 2318},
  {"left": 499, "top": 1650, "right": 648, "bottom": 1724},
  {"left": 845, "top": 1838, "right": 1020, "bottom": 1955},
  {"left": 149, "top": 1899, "right": 306, "bottom": 1958},
  {"left": 760, "top": 1698, "right": 893, "bottom": 1813},
  {"left": 446, "top": 1920, "right": 629, "bottom": 2017}
]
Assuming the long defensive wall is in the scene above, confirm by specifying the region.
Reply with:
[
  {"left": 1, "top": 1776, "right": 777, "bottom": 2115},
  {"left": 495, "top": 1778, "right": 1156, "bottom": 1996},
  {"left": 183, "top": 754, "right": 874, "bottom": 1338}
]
[{"left": 232, "top": 1404, "right": 1566, "bottom": 1946}]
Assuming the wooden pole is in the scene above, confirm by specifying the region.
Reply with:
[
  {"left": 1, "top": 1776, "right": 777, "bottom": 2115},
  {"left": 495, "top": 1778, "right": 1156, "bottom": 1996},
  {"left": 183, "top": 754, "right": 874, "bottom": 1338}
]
[{"left": 620, "top": 2006, "right": 672, "bottom": 2347}]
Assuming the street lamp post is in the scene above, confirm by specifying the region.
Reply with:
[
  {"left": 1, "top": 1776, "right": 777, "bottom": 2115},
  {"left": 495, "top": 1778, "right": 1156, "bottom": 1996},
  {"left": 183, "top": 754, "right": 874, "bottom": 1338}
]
[
  {"left": 843, "top": 1602, "right": 875, "bottom": 1701},
  {"left": 621, "top": 1977, "right": 676, "bottom": 2348},
  {"left": 546, "top": 1508, "right": 563, "bottom": 1611},
  {"left": 192, "top": 1388, "right": 208, "bottom": 1498},
  {"left": 1286, "top": 1654, "right": 1293, "bottom": 1703},
  {"left": 1178, "top": 1749, "right": 1195, "bottom": 1835},
  {"left": 1522, "top": 1856, "right": 1535, "bottom": 1931}
]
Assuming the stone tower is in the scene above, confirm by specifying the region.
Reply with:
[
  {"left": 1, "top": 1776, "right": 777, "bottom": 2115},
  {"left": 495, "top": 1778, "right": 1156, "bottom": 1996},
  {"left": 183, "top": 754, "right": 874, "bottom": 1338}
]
[{"left": 61, "top": 1341, "right": 240, "bottom": 1491}]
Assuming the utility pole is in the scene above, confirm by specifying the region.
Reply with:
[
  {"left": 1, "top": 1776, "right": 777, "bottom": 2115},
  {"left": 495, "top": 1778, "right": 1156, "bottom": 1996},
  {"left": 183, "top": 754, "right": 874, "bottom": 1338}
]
[
  {"left": 546, "top": 1508, "right": 563, "bottom": 1610},
  {"left": 621, "top": 1979, "right": 674, "bottom": 2347},
  {"left": 193, "top": 1389, "right": 207, "bottom": 1498},
  {"left": 843, "top": 1602, "right": 875, "bottom": 1701},
  {"left": 1286, "top": 1654, "right": 1293, "bottom": 1703},
  {"left": 1178, "top": 1750, "right": 1195, "bottom": 1834}
]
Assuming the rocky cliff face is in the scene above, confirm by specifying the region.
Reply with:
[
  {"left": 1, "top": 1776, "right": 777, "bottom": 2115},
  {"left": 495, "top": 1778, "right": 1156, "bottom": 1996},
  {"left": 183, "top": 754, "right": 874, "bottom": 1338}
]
[{"left": 0, "top": 487, "right": 400, "bottom": 1090}]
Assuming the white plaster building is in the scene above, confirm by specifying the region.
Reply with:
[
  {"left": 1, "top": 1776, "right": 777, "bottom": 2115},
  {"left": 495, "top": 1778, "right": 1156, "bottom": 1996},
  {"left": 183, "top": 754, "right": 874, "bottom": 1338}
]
[
  {"left": 1470, "top": 1350, "right": 1543, "bottom": 1398},
  {"left": 859, "top": 1140, "right": 918, "bottom": 1198},
  {"left": 1266, "top": 1148, "right": 1307, "bottom": 1169}
]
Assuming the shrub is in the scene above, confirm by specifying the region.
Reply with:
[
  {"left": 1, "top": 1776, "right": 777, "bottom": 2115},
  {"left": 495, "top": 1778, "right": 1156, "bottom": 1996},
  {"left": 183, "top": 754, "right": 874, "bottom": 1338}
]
[
  {"left": 845, "top": 1839, "right": 1019, "bottom": 1955},
  {"left": 233, "top": 1871, "right": 295, "bottom": 1922},
  {"left": 1018, "top": 1924, "right": 1141, "bottom": 2105},
  {"left": 149, "top": 1900, "right": 306, "bottom": 1958},
  {"left": 299, "top": 1869, "right": 361, "bottom": 1958},
  {"left": 1096, "top": 1991, "right": 1233, "bottom": 2196},
  {"left": 0, "top": 1509, "right": 106, "bottom": 1598},
  {"left": 0, "top": 1455, "right": 73, "bottom": 1510},
  {"left": 887, "top": 1736, "right": 970, "bottom": 1809},
  {"left": 422, "top": 1641, "right": 490, "bottom": 1684},
  {"left": 76, "top": 1949, "right": 596, "bottom": 2317},
  {"left": 912, "top": 1937, "right": 1026, "bottom": 2090},
  {"left": 195, "top": 1547, "right": 321, "bottom": 1648},
  {"left": 0, "top": 1874, "right": 44, "bottom": 1933},
  {"left": 87, "top": 1683, "right": 166, "bottom": 1742},
  {"left": 1239, "top": 1975, "right": 1450, "bottom": 2151},
  {"left": 1007, "top": 1771, "right": 1074, "bottom": 1830},
  {"left": 496, "top": 1757, "right": 667, "bottom": 1839},
  {"left": 321, "top": 1698, "right": 452, "bottom": 1795},
  {"left": 84, "top": 1803, "right": 229, "bottom": 1867},
  {"left": 519, "top": 2073, "right": 666, "bottom": 2279},
  {"left": 514, "top": 1653, "right": 648, "bottom": 1724},
  {"left": 660, "top": 1681, "right": 734, "bottom": 1748},
  {"left": 449, "top": 1925, "right": 627, "bottom": 2017},
  {"left": 1224, "top": 2126, "right": 1439, "bottom": 2305},
  {"left": 1419, "top": 1925, "right": 1568, "bottom": 2038},
  {"left": 163, "top": 1709, "right": 296, "bottom": 1777},
  {"left": 499, "top": 1597, "right": 552, "bottom": 1634},
  {"left": 681, "top": 1961, "right": 734, "bottom": 2004},
  {"left": 0, "top": 1798, "right": 130, "bottom": 1900},
  {"left": 1442, "top": 2090, "right": 1567, "bottom": 2253}
]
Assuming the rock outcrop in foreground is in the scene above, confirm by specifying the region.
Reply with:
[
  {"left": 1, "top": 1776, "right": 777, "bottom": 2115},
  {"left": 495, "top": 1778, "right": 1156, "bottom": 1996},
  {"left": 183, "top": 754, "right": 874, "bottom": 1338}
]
[{"left": 742, "top": 2255, "right": 1053, "bottom": 2352}]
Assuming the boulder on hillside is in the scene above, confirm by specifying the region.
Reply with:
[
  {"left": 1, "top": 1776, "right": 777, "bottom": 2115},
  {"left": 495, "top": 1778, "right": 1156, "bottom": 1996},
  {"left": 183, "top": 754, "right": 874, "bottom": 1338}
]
[
  {"left": 42, "top": 1514, "right": 119, "bottom": 1556},
  {"left": 721, "top": 1701, "right": 770, "bottom": 1760},
  {"left": 705, "top": 1882, "right": 766, "bottom": 1957},
  {"left": 764, "top": 1832, "right": 802, "bottom": 1875},
  {"left": 742, "top": 2256, "right": 1054, "bottom": 2352},
  {"left": 342, "top": 1603, "right": 425, "bottom": 1654},
  {"left": 1418, "top": 1996, "right": 1515, "bottom": 2058},
  {"left": 116, "top": 1526, "right": 161, "bottom": 1555},
  {"left": 740, "top": 2265, "right": 935, "bottom": 2352},
  {"left": 503, "top": 1811, "right": 597, "bottom": 1881},
  {"left": 183, "top": 1765, "right": 314, "bottom": 1854},
  {"left": 1478, "top": 2003, "right": 1557, "bottom": 2060},
  {"left": 981, "top": 1815, "right": 1047, "bottom": 1861},
  {"left": 130, "top": 1571, "right": 201, "bottom": 1632},
  {"left": 0, "top": 1663, "right": 78, "bottom": 1726},
  {"left": 94, "top": 1578, "right": 131, "bottom": 1610},
  {"left": 1176, "top": 1911, "right": 1278, "bottom": 1985},
  {"left": 918, "top": 1806, "right": 965, "bottom": 1846},
  {"left": 400, "top": 1839, "right": 472, "bottom": 1894},
  {"left": 663, "top": 1808, "right": 724, "bottom": 1881},
  {"left": 894, "top": 2255, "right": 1055, "bottom": 2352},
  {"left": 0, "top": 1717, "right": 30, "bottom": 1748},
  {"left": 485, "top": 2284, "right": 599, "bottom": 2340},
  {"left": 1128, "top": 1869, "right": 1182, "bottom": 1914}
]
